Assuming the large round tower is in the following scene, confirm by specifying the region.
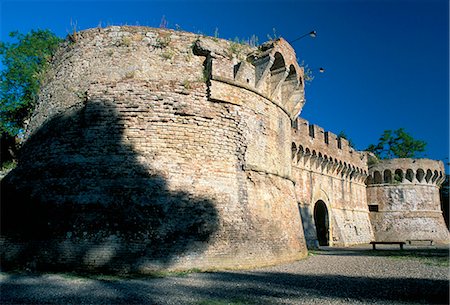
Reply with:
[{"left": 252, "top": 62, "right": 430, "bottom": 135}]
[
  {"left": 366, "top": 158, "right": 449, "bottom": 243},
  {"left": 1, "top": 26, "right": 308, "bottom": 272}
]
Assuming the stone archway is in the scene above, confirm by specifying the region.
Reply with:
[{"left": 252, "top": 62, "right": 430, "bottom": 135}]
[{"left": 314, "top": 200, "right": 329, "bottom": 246}]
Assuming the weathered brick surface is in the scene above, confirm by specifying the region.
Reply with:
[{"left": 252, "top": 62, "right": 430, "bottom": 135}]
[
  {"left": 366, "top": 159, "right": 449, "bottom": 243},
  {"left": 1, "top": 26, "right": 307, "bottom": 272},
  {"left": 291, "top": 118, "right": 373, "bottom": 247},
  {"left": 1, "top": 26, "right": 447, "bottom": 273}
]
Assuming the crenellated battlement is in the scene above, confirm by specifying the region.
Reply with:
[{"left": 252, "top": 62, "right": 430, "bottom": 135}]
[
  {"left": 367, "top": 158, "right": 446, "bottom": 187},
  {"left": 291, "top": 117, "right": 368, "bottom": 184},
  {"left": 366, "top": 158, "right": 449, "bottom": 243}
]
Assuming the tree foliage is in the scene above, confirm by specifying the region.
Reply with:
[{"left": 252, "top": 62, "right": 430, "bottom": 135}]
[
  {"left": 337, "top": 131, "right": 356, "bottom": 149},
  {"left": 0, "top": 29, "right": 62, "bottom": 136},
  {"left": 366, "top": 128, "right": 426, "bottom": 159}
]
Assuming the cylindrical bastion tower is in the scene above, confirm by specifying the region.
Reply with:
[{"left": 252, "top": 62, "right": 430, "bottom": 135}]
[
  {"left": 1, "top": 26, "right": 308, "bottom": 272},
  {"left": 366, "top": 158, "right": 449, "bottom": 244}
]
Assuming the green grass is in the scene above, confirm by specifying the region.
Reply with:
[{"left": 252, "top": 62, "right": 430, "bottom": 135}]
[
  {"left": 1, "top": 160, "right": 17, "bottom": 171},
  {"left": 311, "top": 248, "right": 449, "bottom": 267},
  {"left": 379, "top": 250, "right": 449, "bottom": 267},
  {"left": 196, "top": 298, "right": 253, "bottom": 305},
  {"left": 6, "top": 268, "right": 205, "bottom": 282}
]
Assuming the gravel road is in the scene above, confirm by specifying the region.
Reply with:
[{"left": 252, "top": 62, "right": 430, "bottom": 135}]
[{"left": 1, "top": 246, "right": 448, "bottom": 304}]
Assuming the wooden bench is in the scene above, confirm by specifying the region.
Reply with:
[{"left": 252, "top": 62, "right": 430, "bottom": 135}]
[
  {"left": 370, "top": 241, "right": 405, "bottom": 250},
  {"left": 407, "top": 239, "right": 433, "bottom": 246}
]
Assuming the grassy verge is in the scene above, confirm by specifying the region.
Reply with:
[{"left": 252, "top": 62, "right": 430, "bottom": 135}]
[
  {"left": 311, "top": 248, "right": 449, "bottom": 267},
  {"left": 375, "top": 250, "right": 449, "bottom": 267},
  {"left": 196, "top": 298, "right": 253, "bottom": 305},
  {"left": 3, "top": 268, "right": 204, "bottom": 282}
]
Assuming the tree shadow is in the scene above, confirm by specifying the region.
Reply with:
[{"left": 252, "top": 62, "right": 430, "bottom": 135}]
[
  {"left": 1, "top": 101, "right": 219, "bottom": 273},
  {"left": 198, "top": 272, "right": 449, "bottom": 304},
  {"left": 0, "top": 271, "right": 447, "bottom": 304}
]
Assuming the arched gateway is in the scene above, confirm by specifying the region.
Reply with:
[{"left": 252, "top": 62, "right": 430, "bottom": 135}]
[{"left": 314, "top": 200, "right": 329, "bottom": 246}]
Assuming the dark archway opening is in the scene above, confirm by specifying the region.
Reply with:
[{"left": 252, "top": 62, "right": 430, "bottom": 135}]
[{"left": 314, "top": 200, "right": 329, "bottom": 246}]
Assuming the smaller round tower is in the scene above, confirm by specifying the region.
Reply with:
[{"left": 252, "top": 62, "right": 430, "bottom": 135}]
[{"left": 366, "top": 158, "right": 449, "bottom": 244}]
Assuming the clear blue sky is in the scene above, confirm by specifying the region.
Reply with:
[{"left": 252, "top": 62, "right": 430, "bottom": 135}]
[{"left": 1, "top": 0, "right": 449, "bottom": 168}]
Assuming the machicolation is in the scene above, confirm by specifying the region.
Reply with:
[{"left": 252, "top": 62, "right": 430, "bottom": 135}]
[
  {"left": 1, "top": 26, "right": 448, "bottom": 273},
  {"left": 366, "top": 159, "right": 448, "bottom": 243}
]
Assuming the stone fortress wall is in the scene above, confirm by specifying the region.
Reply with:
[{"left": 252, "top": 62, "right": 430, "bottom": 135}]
[
  {"left": 1, "top": 26, "right": 308, "bottom": 272},
  {"left": 366, "top": 158, "right": 449, "bottom": 243},
  {"left": 0, "top": 26, "right": 448, "bottom": 273},
  {"left": 291, "top": 118, "right": 373, "bottom": 247}
]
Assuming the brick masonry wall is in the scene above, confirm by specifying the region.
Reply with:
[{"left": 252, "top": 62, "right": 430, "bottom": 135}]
[
  {"left": 1, "top": 26, "right": 307, "bottom": 273},
  {"left": 3, "top": 26, "right": 445, "bottom": 273},
  {"left": 292, "top": 118, "right": 373, "bottom": 247},
  {"left": 366, "top": 159, "right": 449, "bottom": 243}
]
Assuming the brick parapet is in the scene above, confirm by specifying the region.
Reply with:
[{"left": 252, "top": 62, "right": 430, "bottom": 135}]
[
  {"left": 367, "top": 158, "right": 446, "bottom": 187},
  {"left": 291, "top": 117, "right": 368, "bottom": 185}
]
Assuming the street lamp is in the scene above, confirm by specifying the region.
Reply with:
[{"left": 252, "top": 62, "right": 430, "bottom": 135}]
[
  {"left": 290, "top": 31, "right": 317, "bottom": 44},
  {"left": 303, "top": 67, "right": 325, "bottom": 84},
  {"left": 307, "top": 67, "right": 325, "bottom": 74}
]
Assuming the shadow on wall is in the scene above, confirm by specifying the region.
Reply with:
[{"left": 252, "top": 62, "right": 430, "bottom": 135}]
[
  {"left": 298, "top": 204, "right": 318, "bottom": 249},
  {"left": 1, "top": 101, "right": 219, "bottom": 273}
]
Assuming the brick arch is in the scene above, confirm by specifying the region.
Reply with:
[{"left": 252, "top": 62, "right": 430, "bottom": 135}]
[
  {"left": 366, "top": 175, "right": 374, "bottom": 185},
  {"left": 342, "top": 162, "right": 349, "bottom": 177},
  {"left": 350, "top": 165, "right": 356, "bottom": 180},
  {"left": 432, "top": 170, "right": 439, "bottom": 182},
  {"left": 416, "top": 168, "right": 425, "bottom": 182},
  {"left": 425, "top": 169, "right": 433, "bottom": 183},
  {"left": 394, "top": 169, "right": 404, "bottom": 183},
  {"left": 271, "top": 52, "right": 286, "bottom": 71},
  {"left": 291, "top": 142, "right": 297, "bottom": 161},
  {"left": 282, "top": 65, "right": 300, "bottom": 98},
  {"left": 356, "top": 167, "right": 363, "bottom": 182},
  {"left": 298, "top": 145, "right": 304, "bottom": 154},
  {"left": 383, "top": 169, "right": 392, "bottom": 184},
  {"left": 269, "top": 52, "right": 287, "bottom": 98},
  {"left": 373, "top": 171, "right": 382, "bottom": 184},
  {"left": 406, "top": 169, "right": 414, "bottom": 182}
]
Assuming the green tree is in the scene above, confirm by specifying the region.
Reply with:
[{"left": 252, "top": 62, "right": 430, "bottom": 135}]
[
  {"left": 337, "top": 131, "right": 356, "bottom": 149},
  {"left": 0, "top": 29, "right": 62, "bottom": 137},
  {"left": 366, "top": 128, "right": 426, "bottom": 159}
]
